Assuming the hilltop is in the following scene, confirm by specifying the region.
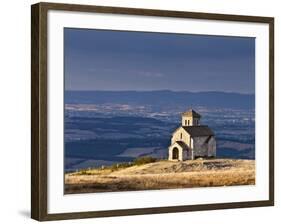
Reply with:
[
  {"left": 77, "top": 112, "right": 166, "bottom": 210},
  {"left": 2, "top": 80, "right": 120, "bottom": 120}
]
[{"left": 65, "top": 159, "right": 255, "bottom": 194}]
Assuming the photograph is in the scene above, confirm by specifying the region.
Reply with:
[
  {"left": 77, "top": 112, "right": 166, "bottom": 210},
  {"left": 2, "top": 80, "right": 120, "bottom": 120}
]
[{"left": 63, "top": 28, "right": 256, "bottom": 194}]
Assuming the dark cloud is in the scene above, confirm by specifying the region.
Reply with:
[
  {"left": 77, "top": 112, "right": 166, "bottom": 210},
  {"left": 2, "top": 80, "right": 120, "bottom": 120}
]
[{"left": 64, "top": 28, "right": 255, "bottom": 93}]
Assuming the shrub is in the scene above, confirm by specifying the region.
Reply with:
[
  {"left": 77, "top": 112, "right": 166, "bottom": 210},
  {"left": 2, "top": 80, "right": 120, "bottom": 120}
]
[
  {"left": 109, "top": 162, "right": 132, "bottom": 171},
  {"left": 133, "top": 156, "right": 157, "bottom": 166},
  {"left": 78, "top": 170, "right": 90, "bottom": 175}
]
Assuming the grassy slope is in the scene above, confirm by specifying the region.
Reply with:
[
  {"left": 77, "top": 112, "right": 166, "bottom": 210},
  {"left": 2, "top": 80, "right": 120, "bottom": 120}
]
[{"left": 65, "top": 159, "right": 255, "bottom": 194}]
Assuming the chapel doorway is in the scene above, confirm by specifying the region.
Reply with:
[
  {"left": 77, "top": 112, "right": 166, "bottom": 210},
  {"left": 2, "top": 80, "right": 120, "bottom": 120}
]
[{"left": 172, "top": 147, "right": 179, "bottom": 160}]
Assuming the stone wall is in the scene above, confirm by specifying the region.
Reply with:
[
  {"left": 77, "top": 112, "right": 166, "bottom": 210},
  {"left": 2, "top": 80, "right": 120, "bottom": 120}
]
[
  {"left": 171, "top": 127, "right": 191, "bottom": 146},
  {"left": 193, "top": 136, "right": 208, "bottom": 157},
  {"left": 193, "top": 136, "right": 216, "bottom": 158},
  {"left": 207, "top": 137, "right": 216, "bottom": 157}
]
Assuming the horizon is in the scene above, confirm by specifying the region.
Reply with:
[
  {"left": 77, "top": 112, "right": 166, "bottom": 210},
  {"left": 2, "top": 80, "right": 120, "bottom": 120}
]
[{"left": 65, "top": 89, "right": 255, "bottom": 95}]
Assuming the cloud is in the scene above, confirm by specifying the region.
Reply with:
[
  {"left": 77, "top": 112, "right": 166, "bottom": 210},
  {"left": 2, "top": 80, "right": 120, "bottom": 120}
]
[
  {"left": 137, "top": 71, "right": 164, "bottom": 78},
  {"left": 87, "top": 68, "right": 116, "bottom": 73},
  {"left": 88, "top": 67, "right": 165, "bottom": 78}
]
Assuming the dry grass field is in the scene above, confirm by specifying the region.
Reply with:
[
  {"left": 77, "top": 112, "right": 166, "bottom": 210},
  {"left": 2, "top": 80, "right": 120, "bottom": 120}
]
[{"left": 65, "top": 159, "right": 255, "bottom": 194}]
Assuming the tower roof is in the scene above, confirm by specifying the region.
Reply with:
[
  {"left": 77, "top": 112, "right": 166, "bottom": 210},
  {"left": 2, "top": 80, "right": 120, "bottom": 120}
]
[
  {"left": 182, "top": 109, "right": 201, "bottom": 118},
  {"left": 182, "top": 125, "right": 214, "bottom": 137}
]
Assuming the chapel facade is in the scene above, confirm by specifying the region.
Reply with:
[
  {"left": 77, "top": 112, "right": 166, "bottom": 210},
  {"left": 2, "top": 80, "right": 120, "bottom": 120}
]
[{"left": 168, "top": 109, "right": 216, "bottom": 161}]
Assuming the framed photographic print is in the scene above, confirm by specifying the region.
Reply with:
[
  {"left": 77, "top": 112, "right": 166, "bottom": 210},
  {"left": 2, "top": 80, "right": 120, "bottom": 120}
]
[{"left": 31, "top": 2, "right": 274, "bottom": 221}]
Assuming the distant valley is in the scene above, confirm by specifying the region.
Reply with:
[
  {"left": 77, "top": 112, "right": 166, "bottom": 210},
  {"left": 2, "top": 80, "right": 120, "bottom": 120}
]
[{"left": 64, "top": 90, "right": 255, "bottom": 172}]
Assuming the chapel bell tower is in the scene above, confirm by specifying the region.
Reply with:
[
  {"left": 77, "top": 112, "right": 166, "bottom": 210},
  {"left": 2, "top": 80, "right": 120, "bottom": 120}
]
[{"left": 181, "top": 109, "right": 201, "bottom": 126}]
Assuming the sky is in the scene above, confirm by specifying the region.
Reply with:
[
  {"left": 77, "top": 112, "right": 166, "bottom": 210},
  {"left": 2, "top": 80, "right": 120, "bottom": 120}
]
[{"left": 64, "top": 28, "right": 255, "bottom": 94}]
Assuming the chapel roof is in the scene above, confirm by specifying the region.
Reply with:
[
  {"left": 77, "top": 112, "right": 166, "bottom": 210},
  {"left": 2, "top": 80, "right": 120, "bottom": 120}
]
[
  {"left": 182, "top": 109, "right": 201, "bottom": 118},
  {"left": 175, "top": 141, "right": 188, "bottom": 149},
  {"left": 182, "top": 125, "right": 214, "bottom": 137}
]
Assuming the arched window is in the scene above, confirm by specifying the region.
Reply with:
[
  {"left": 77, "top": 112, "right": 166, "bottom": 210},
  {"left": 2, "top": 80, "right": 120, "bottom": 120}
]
[
  {"left": 180, "top": 133, "right": 182, "bottom": 139},
  {"left": 188, "top": 120, "right": 190, "bottom": 126},
  {"left": 185, "top": 120, "right": 187, "bottom": 125}
]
